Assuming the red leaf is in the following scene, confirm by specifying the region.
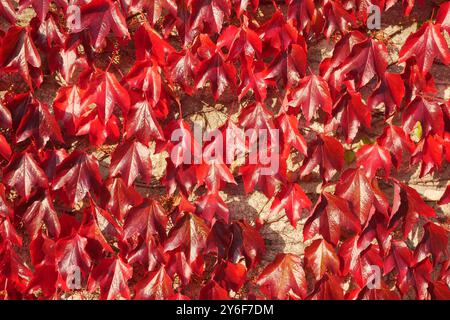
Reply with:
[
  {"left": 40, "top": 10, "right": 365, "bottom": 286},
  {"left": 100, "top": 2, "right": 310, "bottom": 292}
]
[
  {"left": 199, "top": 280, "right": 230, "bottom": 300},
  {"left": 22, "top": 193, "right": 60, "bottom": 240},
  {"left": 276, "top": 113, "right": 307, "bottom": 157},
  {"left": 257, "top": 253, "right": 307, "bottom": 299},
  {"left": 134, "top": 267, "right": 173, "bottom": 300},
  {"left": 356, "top": 142, "right": 392, "bottom": 179},
  {"left": 106, "top": 177, "right": 143, "bottom": 221},
  {"left": 83, "top": 69, "right": 130, "bottom": 124},
  {"left": 414, "top": 222, "right": 449, "bottom": 264},
  {"left": 335, "top": 168, "right": 375, "bottom": 226},
  {"left": 55, "top": 232, "right": 92, "bottom": 289},
  {"left": 74, "top": 0, "right": 130, "bottom": 49},
  {"left": 213, "top": 261, "right": 247, "bottom": 292},
  {"left": 398, "top": 22, "right": 450, "bottom": 73},
  {"left": 52, "top": 151, "right": 104, "bottom": 206},
  {"left": 0, "top": 26, "right": 42, "bottom": 89},
  {"left": 287, "top": 75, "right": 332, "bottom": 124},
  {"left": 124, "top": 199, "right": 168, "bottom": 243},
  {"left": 330, "top": 86, "right": 372, "bottom": 143},
  {"left": 304, "top": 192, "right": 361, "bottom": 245},
  {"left": 436, "top": 1, "right": 450, "bottom": 33},
  {"left": 368, "top": 73, "right": 405, "bottom": 117},
  {"left": 270, "top": 183, "right": 311, "bottom": 227},
  {"left": 88, "top": 257, "right": 133, "bottom": 300},
  {"left": 3, "top": 151, "right": 49, "bottom": 201},
  {"left": 378, "top": 125, "right": 415, "bottom": 169},
  {"left": 195, "top": 34, "right": 237, "bottom": 100},
  {"left": 402, "top": 96, "right": 444, "bottom": 136},
  {"left": 390, "top": 181, "right": 436, "bottom": 238},
  {"left": 334, "top": 38, "right": 388, "bottom": 88},
  {"left": 0, "top": 133, "right": 11, "bottom": 161},
  {"left": 164, "top": 213, "right": 209, "bottom": 267},
  {"left": 124, "top": 95, "right": 164, "bottom": 145},
  {"left": 110, "top": 139, "right": 152, "bottom": 187},
  {"left": 304, "top": 238, "right": 340, "bottom": 280},
  {"left": 300, "top": 134, "right": 344, "bottom": 182}
]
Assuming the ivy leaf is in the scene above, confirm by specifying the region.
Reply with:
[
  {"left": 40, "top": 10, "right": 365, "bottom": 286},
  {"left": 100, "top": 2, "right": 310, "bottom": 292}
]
[
  {"left": 390, "top": 181, "right": 436, "bottom": 239},
  {"left": 88, "top": 257, "right": 133, "bottom": 300},
  {"left": 378, "top": 126, "right": 415, "bottom": 170},
  {"left": 55, "top": 232, "right": 92, "bottom": 289},
  {"left": 22, "top": 193, "right": 61, "bottom": 240},
  {"left": 257, "top": 253, "right": 307, "bottom": 299},
  {"left": 270, "top": 183, "right": 311, "bottom": 228},
  {"left": 300, "top": 134, "right": 344, "bottom": 182},
  {"left": 335, "top": 168, "right": 375, "bottom": 226},
  {"left": 74, "top": 0, "right": 130, "bottom": 50},
  {"left": 52, "top": 151, "right": 104, "bottom": 207},
  {"left": 356, "top": 142, "right": 392, "bottom": 179},
  {"left": 110, "top": 139, "right": 152, "bottom": 187},
  {"left": 287, "top": 75, "right": 333, "bottom": 124},
  {"left": 304, "top": 192, "right": 361, "bottom": 245},
  {"left": 0, "top": 26, "right": 42, "bottom": 89},
  {"left": 195, "top": 34, "right": 237, "bottom": 100},
  {"left": 402, "top": 96, "right": 444, "bottom": 137},
  {"left": 3, "top": 151, "right": 49, "bottom": 201},
  {"left": 134, "top": 267, "right": 173, "bottom": 300},
  {"left": 164, "top": 213, "right": 209, "bottom": 268},
  {"left": 398, "top": 22, "right": 450, "bottom": 74},
  {"left": 304, "top": 238, "right": 340, "bottom": 281}
]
